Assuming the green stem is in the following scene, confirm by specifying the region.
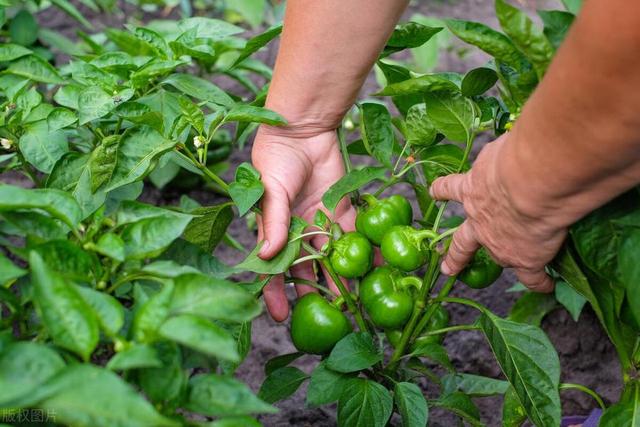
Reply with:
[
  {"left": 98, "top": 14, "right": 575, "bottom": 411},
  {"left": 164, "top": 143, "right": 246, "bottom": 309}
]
[
  {"left": 291, "top": 254, "right": 325, "bottom": 266},
  {"left": 175, "top": 144, "right": 230, "bottom": 195},
  {"left": 392, "top": 141, "right": 410, "bottom": 175},
  {"left": 559, "top": 383, "right": 606, "bottom": 410},
  {"left": 429, "top": 226, "right": 459, "bottom": 249},
  {"left": 419, "top": 323, "right": 480, "bottom": 337},
  {"left": 411, "top": 275, "right": 457, "bottom": 341},
  {"left": 286, "top": 277, "right": 337, "bottom": 298},
  {"left": 360, "top": 193, "right": 378, "bottom": 207},
  {"left": 289, "top": 230, "right": 332, "bottom": 243},
  {"left": 439, "top": 296, "right": 487, "bottom": 313},
  {"left": 372, "top": 177, "right": 399, "bottom": 197},
  {"left": 338, "top": 126, "right": 352, "bottom": 175}
]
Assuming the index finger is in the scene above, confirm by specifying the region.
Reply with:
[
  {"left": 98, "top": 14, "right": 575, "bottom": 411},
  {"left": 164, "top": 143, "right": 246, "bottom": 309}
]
[{"left": 430, "top": 173, "right": 467, "bottom": 203}]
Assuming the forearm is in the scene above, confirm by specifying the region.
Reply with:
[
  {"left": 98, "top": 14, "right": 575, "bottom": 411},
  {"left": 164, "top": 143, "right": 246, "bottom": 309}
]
[
  {"left": 501, "top": 0, "right": 640, "bottom": 224},
  {"left": 265, "top": 0, "right": 408, "bottom": 134}
]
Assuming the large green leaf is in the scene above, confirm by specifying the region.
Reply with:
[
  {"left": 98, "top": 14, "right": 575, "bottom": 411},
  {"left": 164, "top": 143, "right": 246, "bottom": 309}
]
[
  {"left": 7, "top": 55, "right": 65, "bottom": 84},
  {"left": 162, "top": 73, "right": 234, "bottom": 108},
  {"left": 424, "top": 91, "right": 474, "bottom": 143},
  {"left": 106, "top": 344, "right": 162, "bottom": 371},
  {"left": 394, "top": 382, "right": 428, "bottom": 427},
  {"left": 442, "top": 373, "right": 509, "bottom": 397},
  {"left": 376, "top": 61, "right": 422, "bottom": 116},
  {"left": 405, "top": 103, "right": 437, "bottom": 147},
  {"left": 232, "top": 24, "right": 282, "bottom": 67},
  {"left": 0, "top": 185, "right": 82, "bottom": 230},
  {"left": 229, "top": 163, "right": 264, "bottom": 216},
  {"left": 89, "top": 135, "right": 120, "bottom": 192},
  {"left": 159, "top": 314, "right": 239, "bottom": 362},
  {"left": 121, "top": 210, "right": 193, "bottom": 259},
  {"left": 105, "top": 126, "right": 177, "bottom": 191},
  {"left": 224, "top": 105, "right": 286, "bottom": 126},
  {"left": 183, "top": 203, "right": 234, "bottom": 252},
  {"left": 359, "top": 102, "right": 394, "bottom": 169},
  {"left": 326, "top": 332, "right": 382, "bottom": 373},
  {"left": 19, "top": 120, "right": 68, "bottom": 173},
  {"left": 538, "top": 10, "right": 575, "bottom": 50},
  {"left": 137, "top": 341, "right": 186, "bottom": 404},
  {"left": 337, "top": 379, "right": 393, "bottom": 427},
  {"left": 479, "top": 312, "right": 561, "bottom": 427},
  {"left": 495, "top": 0, "right": 554, "bottom": 79},
  {"left": 186, "top": 374, "right": 277, "bottom": 417},
  {"left": 74, "top": 285, "right": 124, "bottom": 336},
  {"left": 9, "top": 10, "right": 38, "bottom": 46},
  {"left": 177, "top": 17, "right": 244, "bottom": 40},
  {"left": 306, "top": 361, "right": 353, "bottom": 406},
  {"left": 29, "top": 365, "right": 178, "bottom": 427},
  {"left": 258, "top": 367, "right": 308, "bottom": 404},
  {"left": 0, "top": 342, "right": 65, "bottom": 407},
  {"left": 234, "top": 217, "right": 306, "bottom": 274},
  {"left": 169, "top": 273, "right": 261, "bottom": 323},
  {"left": 0, "top": 44, "right": 32, "bottom": 62},
  {"left": 29, "top": 252, "right": 99, "bottom": 361},
  {"left": 376, "top": 74, "right": 459, "bottom": 97},
  {"left": 433, "top": 391, "right": 482, "bottom": 426},
  {"left": 322, "top": 167, "right": 387, "bottom": 212}
]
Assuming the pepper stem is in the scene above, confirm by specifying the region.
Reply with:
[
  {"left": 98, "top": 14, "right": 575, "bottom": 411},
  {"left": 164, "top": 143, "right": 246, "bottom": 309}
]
[
  {"left": 412, "top": 229, "right": 438, "bottom": 242},
  {"left": 330, "top": 223, "right": 344, "bottom": 241},
  {"left": 360, "top": 193, "right": 379, "bottom": 207},
  {"left": 397, "top": 276, "right": 422, "bottom": 292}
]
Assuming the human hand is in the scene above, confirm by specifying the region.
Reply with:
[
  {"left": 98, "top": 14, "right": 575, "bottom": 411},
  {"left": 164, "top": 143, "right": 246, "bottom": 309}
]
[
  {"left": 429, "top": 135, "right": 569, "bottom": 292},
  {"left": 252, "top": 125, "right": 356, "bottom": 321}
]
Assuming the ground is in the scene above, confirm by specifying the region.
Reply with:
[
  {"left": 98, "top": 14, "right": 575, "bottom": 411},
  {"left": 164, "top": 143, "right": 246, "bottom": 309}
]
[{"left": 16, "top": 0, "right": 624, "bottom": 425}]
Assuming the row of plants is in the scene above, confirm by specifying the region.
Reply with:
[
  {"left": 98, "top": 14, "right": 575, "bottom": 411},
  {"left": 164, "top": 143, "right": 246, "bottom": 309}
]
[{"left": 250, "top": 1, "right": 639, "bottom": 426}]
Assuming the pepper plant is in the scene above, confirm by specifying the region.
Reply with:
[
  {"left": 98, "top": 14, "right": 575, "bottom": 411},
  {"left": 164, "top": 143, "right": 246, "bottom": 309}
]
[
  {"left": 251, "top": 1, "right": 636, "bottom": 426},
  {"left": 0, "top": 15, "right": 290, "bottom": 426}
]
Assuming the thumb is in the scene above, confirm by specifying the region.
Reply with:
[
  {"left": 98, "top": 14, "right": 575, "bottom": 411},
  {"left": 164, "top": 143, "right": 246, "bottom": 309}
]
[{"left": 258, "top": 177, "right": 291, "bottom": 260}]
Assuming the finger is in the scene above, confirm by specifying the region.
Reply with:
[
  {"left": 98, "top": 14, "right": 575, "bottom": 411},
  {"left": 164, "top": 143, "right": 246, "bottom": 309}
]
[
  {"left": 259, "top": 178, "right": 291, "bottom": 260},
  {"left": 289, "top": 251, "right": 317, "bottom": 297},
  {"left": 441, "top": 221, "right": 480, "bottom": 275},
  {"left": 430, "top": 174, "right": 467, "bottom": 203},
  {"left": 515, "top": 268, "right": 555, "bottom": 293},
  {"left": 263, "top": 274, "right": 289, "bottom": 322}
]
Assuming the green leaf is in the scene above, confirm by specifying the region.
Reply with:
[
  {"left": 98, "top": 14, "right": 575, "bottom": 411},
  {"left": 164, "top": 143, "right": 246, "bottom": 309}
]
[
  {"left": 208, "top": 417, "right": 262, "bottom": 427},
  {"left": 376, "top": 61, "right": 422, "bottom": 115},
  {"left": 538, "top": 10, "right": 575, "bottom": 50},
  {"left": 424, "top": 91, "right": 474, "bottom": 143},
  {"left": 479, "top": 312, "right": 561, "bottom": 427},
  {"left": 405, "top": 103, "right": 437, "bottom": 147},
  {"left": 326, "top": 332, "right": 382, "bottom": 373},
  {"left": 618, "top": 229, "right": 640, "bottom": 325},
  {"left": 183, "top": 203, "right": 234, "bottom": 252},
  {"left": 446, "top": 19, "right": 527, "bottom": 71},
  {"left": 178, "top": 17, "right": 244, "bottom": 40},
  {"left": 265, "top": 352, "right": 303, "bottom": 376},
  {"left": 0, "top": 253, "right": 27, "bottom": 284},
  {"left": 218, "top": 321, "right": 252, "bottom": 375},
  {"left": 0, "top": 43, "right": 32, "bottom": 61},
  {"left": 47, "top": 107, "right": 77, "bottom": 130},
  {"left": 461, "top": 67, "right": 498, "bottom": 97},
  {"left": 322, "top": 167, "right": 387, "bottom": 212},
  {"left": 502, "top": 386, "right": 527, "bottom": 427},
  {"left": 508, "top": 291, "right": 557, "bottom": 326},
  {"left": 0, "top": 342, "right": 65, "bottom": 407},
  {"left": 106, "top": 28, "right": 158, "bottom": 57},
  {"left": 338, "top": 379, "right": 393, "bottom": 427},
  {"left": 186, "top": 374, "right": 277, "bottom": 417},
  {"left": 161, "top": 239, "right": 233, "bottom": 279},
  {"left": 554, "top": 280, "right": 586, "bottom": 321},
  {"left": 74, "top": 285, "right": 124, "bottom": 336},
  {"left": 9, "top": 10, "right": 38, "bottom": 46},
  {"left": 228, "top": 0, "right": 265, "bottom": 29},
  {"left": 121, "top": 212, "right": 193, "bottom": 260},
  {"left": 54, "top": 84, "right": 82, "bottom": 109},
  {"left": 442, "top": 373, "right": 509, "bottom": 397},
  {"left": 386, "top": 22, "right": 443, "bottom": 50},
  {"left": 19, "top": 120, "right": 68, "bottom": 173},
  {"left": 232, "top": 24, "right": 282, "bottom": 67},
  {"left": 134, "top": 27, "right": 171, "bottom": 59},
  {"left": 7, "top": 55, "right": 65, "bottom": 84},
  {"left": 132, "top": 280, "right": 174, "bottom": 342},
  {"left": 169, "top": 273, "right": 261, "bottom": 323},
  {"left": 234, "top": 217, "right": 306, "bottom": 274},
  {"left": 407, "top": 342, "right": 454, "bottom": 371},
  {"left": 495, "top": 0, "right": 554, "bottom": 78},
  {"left": 420, "top": 144, "right": 469, "bottom": 184},
  {"left": 30, "top": 365, "right": 178, "bottom": 427},
  {"left": 0, "top": 185, "right": 82, "bottom": 229},
  {"left": 394, "top": 382, "right": 428, "bottom": 427},
  {"left": 307, "top": 361, "right": 353, "bottom": 406},
  {"left": 29, "top": 252, "right": 99, "bottom": 361},
  {"left": 78, "top": 86, "right": 116, "bottom": 125},
  {"left": 224, "top": 104, "right": 286, "bottom": 126},
  {"left": 599, "top": 380, "right": 640, "bottom": 427},
  {"left": 106, "top": 344, "right": 162, "bottom": 371},
  {"left": 105, "top": 126, "right": 177, "bottom": 191},
  {"left": 159, "top": 314, "right": 240, "bottom": 362},
  {"left": 376, "top": 74, "right": 459, "bottom": 96},
  {"left": 50, "top": 0, "right": 92, "bottom": 28},
  {"left": 162, "top": 73, "right": 235, "bottom": 108},
  {"left": 433, "top": 391, "right": 482, "bottom": 426},
  {"left": 258, "top": 366, "right": 308, "bottom": 404},
  {"left": 359, "top": 102, "right": 394, "bottom": 168},
  {"left": 137, "top": 341, "right": 186, "bottom": 404},
  {"left": 89, "top": 135, "right": 120, "bottom": 192},
  {"left": 229, "top": 163, "right": 265, "bottom": 216}
]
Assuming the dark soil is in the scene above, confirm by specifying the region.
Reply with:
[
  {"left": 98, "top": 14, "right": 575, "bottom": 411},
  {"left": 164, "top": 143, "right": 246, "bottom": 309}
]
[{"left": 9, "top": 0, "right": 623, "bottom": 426}]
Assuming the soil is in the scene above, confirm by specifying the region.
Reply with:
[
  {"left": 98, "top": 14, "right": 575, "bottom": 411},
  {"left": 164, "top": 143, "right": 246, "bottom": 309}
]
[{"left": 8, "top": 0, "right": 623, "bottom": 426}]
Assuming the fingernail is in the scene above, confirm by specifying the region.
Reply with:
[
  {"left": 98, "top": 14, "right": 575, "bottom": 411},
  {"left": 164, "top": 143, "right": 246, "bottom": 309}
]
[
  {"left": 259, "top": 240, "right": 270, "bottom": 257},
  {"left": 441, "top": 262, "right": 452, "bottom": 276}
]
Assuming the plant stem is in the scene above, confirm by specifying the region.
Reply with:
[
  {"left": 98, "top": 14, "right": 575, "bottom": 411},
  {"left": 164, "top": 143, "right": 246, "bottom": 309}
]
[
  {"left": 420, "top": 323, "right": 480, "bottom": 337},
  {"left": 560, "top": 383, "right": 606, "bottom": 410},
  {"left": 175, "top": 144, "right": 230, "bottom": 195},
  {"left": 289, "top": 230, "right": 332, "bottom": 242},
  {"left": 429, "top": 226, "right": 459, "bottom": 248},
  {"left": 411, "top": 275, "right": 457, "bottom": 341},
  {"left": 337, "top": 126, "right": 352, "bottom": 175},
  {"left": 372, "top": 177, "right": 398, "bottom": 197},
  {"left": 439, "top": 296, "right": 487, "bottom": 313},
  {"left": 286, "top": 277, "right": 337, "bottom": 298},
  {"left": 290, "top": 254, "right": 325, "bottom": 266}
]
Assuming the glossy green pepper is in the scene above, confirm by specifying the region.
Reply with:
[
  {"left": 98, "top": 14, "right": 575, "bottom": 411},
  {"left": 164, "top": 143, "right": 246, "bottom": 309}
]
[
  {"left": 459, "top": 247, "right": 503, "bottom": 289},
  {"left": 290, "top": 293, "right": 352, "bottom": 354},
  {"left": 356, "top": 194, "right": 413, "bottom": 245},
  {"left": 386, "top": 329, "right": 402, "bottom": 348},
  {"left": 328, "top": 231, "right": 373, "bottom": 278},
  {"left": 412, "top": 304, "right": 450, "bottom": 347},
  {"left": 380, "top": 226, "right": 432, "bottom": 272},
  {"left": 360, "top": 266, "right": 420, "bottom": 329}
]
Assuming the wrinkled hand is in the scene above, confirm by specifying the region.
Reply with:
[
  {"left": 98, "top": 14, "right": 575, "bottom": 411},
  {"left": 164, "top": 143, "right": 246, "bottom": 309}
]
[
  {"left": 430, "top": 135, "right": 568, "bottom": 292},
  {"left": 252, "top": 126, "right": 356, "bottom": 321}
]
